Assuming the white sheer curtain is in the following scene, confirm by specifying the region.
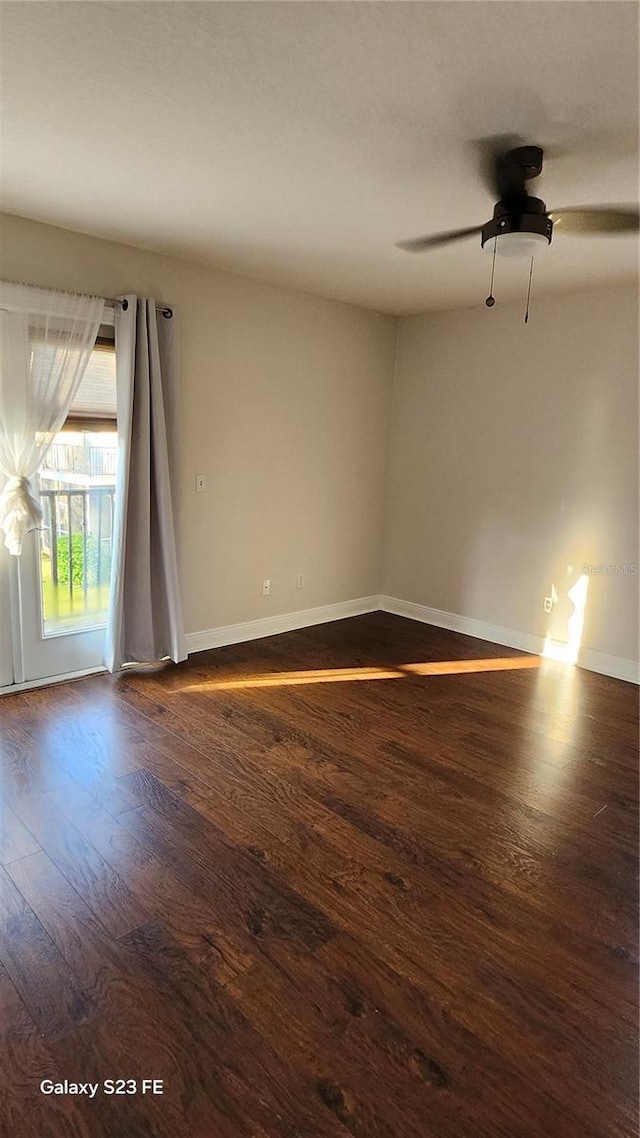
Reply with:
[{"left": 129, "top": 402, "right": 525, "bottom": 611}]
[
  {"left": 104, "top": 297, "right": 186, "bottom": 672},
  {"left": 0, "top": 282, "right": 104, "bottom": 554}
]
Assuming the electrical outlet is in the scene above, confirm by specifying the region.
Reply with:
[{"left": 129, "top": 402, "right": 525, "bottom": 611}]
[
  {"left": 296, "top": 574, "right": 304, "bottom": 590},
  {"left": 195, "top": 474, "right": 206, "bottom": 493},
  {"left": 261, "top": 578, "right": 271, "bottom": 596},
  {"left": 544, "top": 584, "right": 559, "bottom": 614}
]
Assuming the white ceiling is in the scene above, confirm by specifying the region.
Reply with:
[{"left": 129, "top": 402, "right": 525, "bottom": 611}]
[{"left": 1, "top": 2, "right": 638, "bottom": 315}]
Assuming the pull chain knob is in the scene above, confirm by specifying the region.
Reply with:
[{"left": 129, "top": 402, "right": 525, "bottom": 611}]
[{"left": 485, "top": 239, "right": 497, "bottom": 307}]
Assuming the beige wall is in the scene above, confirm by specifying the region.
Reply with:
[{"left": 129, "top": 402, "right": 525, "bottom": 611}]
[
  {"left": 1, "top": 213, "right": 396, "bottom": 635},
  {"left": 383, "top": 283, "right": 639, "bottom": 664},
  {"left": 2, "top": 212, "right": 637, "bottom": 667}
]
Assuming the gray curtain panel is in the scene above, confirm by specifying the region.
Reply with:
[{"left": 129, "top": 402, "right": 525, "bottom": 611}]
[{"left": 104, "top": 297, "right": 187, "bottom": 672}]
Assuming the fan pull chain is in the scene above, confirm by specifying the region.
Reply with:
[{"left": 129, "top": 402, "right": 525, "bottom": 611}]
[
  {"left": 485, "top": 239, "right": 497, "bottom": 307},
  {"left": 524, "top": 256, "right": 534, "bottom": 323}
]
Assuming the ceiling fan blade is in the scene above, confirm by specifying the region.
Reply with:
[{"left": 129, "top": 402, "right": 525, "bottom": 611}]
[
  {"left": 549, "top": 207, "right": 639, "bottom": 234},
  {"left": 396, "top": 225, "right": 483, "bottom": 253}
]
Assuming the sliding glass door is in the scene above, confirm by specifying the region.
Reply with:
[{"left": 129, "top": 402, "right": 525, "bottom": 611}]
[
  {"left": 1, "top": 331, "right": 118, "bottom": 686},
  {"left": 15, "top": 426, "right": 117, "bottom": 682},
  {"left": 15, "top": 527, "right": 111, "bottom": 682}
]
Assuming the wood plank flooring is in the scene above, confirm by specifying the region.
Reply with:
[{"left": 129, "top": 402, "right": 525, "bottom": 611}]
[{"left": 0, "top": 613, "right": 637, "bottom": 1138}]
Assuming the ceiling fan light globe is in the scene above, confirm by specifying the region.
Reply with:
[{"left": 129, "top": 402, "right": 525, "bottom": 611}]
[
  {"left": 481, "top": 204, "right": 553, "bottom": 255},
  {"left": 482, "top": 231, "right": 551, "bottom": 258}
]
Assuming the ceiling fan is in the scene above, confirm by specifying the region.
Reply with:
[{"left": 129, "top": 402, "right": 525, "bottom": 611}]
[{"left": 396, "top": 144, "right": 639, "bottom": 257}]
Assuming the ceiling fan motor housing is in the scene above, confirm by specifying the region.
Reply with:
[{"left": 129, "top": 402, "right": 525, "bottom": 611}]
[
  {"left": 481, "top": 197, "right": 553, "bottom": 250},
  {"left": 496, "top": 145, "right": 544, "bottom": 192}
]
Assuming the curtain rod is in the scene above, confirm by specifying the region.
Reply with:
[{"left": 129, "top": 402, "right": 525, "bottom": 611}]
[
  {"left": 104, "top": 298, "right": 173, "bottom": 319},
  {"left": 1, "top": 279, "right": 172, "bottom": 319}
]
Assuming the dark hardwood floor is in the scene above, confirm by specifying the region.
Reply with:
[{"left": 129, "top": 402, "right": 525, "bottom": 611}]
[{"left": 0, "top": 612, "right": 638, "bottom": 1138}]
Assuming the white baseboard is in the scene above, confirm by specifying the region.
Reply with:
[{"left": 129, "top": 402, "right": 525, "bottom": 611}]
[
  {"left": 5, "top": 594, "right": 634, "bottom": 691},
  {"left": 379, "top": 595, "right": 639, "bottom": 685},
  {"left": 185, "top": 595, "right": 381, "bottom": 655},
  {"left": 380, "top": 595, "right": 545, "bottom": 655},
  {"left": 185, "top": 591, "right": 638, "bottom": 685},
  {"left": 576, "top": 647, "right": 639, "bottom": 685}
]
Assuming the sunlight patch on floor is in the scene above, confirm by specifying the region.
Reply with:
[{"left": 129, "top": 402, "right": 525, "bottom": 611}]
[{"left": 173, "top": 655, "right": 541, "bottom": 693}]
